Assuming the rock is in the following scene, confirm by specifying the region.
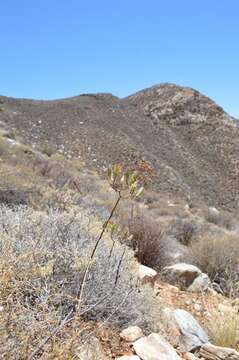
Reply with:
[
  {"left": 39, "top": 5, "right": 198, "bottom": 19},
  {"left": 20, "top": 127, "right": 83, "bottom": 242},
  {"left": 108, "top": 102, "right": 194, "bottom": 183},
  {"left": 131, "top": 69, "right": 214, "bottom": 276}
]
[
  {"left": 172, "top": 309, "right": 209, "bottom": 351},
  {"left": 138, "top": 264, "right": 157, "bottom": 286},
  {"left": 200, "top": 343, "right": 239, "bottom": 360},
  {"left": 209, "top": 206, "right": 220, "bottom": 215},
  {"left": 187, "top": 273, "right": 211, "bottom": 292},
  {"left": 120, "top": 326, "right": 144, "bottom": 342},
  {"left": 193, "top": 303, "right": 202, "bottom": 312},
  {"left": 76, "top": 336, "right": 106, "bottom": 360},
  {"left": 183, "top": 352, "right": 199, "bottom": 360},
  {"left": 116, "top": 356, "right": 140, "bottom": 360},
  {"left": 162, "top": 263, "right": 202, "bottom": 288},
  {"left": 133, "top": 333, "right": 180, "bottom": 360}
]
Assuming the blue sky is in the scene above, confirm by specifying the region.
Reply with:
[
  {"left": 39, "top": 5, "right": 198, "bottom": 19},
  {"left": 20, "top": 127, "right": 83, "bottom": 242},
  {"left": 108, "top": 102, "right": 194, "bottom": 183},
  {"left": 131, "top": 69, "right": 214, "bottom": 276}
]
[{"left": 0, "top": 0, "right": 238, "bottom": 117}]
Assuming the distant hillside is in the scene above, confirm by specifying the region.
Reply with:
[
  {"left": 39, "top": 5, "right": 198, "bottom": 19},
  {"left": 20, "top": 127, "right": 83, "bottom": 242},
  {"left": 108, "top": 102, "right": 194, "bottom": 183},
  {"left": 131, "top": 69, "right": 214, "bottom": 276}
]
[{"left": 1, "top": 83, "right": 239, "bottom": 210}]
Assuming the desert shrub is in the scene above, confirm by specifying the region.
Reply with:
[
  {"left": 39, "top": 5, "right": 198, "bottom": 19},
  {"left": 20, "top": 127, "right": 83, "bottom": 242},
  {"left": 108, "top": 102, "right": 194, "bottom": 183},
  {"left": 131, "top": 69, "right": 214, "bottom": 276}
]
[
  {"left": 42, "top": 143, "right": 56, "bottom": 157},
  {"left": 118, "top": 206, "right": 166, "bottom": 270},
  {"left": 168, "top": 218, "right": 198, "bottom": 246},
  {"left": 190, "top": 233, "right": 239, "bottom": 297},
  {"left": 206, "top": 309, "right": 239, "bottom": 350},
  {"left": 1, "top": 129, "right": 16, "bottom": 140},
  {"left": 0, "top": 205, "right": 159, "bottom": 358},
  {"left": 205, "top": 207, "right": 235, "bottom": 230}
]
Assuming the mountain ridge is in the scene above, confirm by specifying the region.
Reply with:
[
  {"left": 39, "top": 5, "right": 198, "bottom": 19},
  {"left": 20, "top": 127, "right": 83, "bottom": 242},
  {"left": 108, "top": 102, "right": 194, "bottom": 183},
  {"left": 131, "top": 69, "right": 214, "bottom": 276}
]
[{"left": 0, "top": 83, "right": 238, "bottom": 210}]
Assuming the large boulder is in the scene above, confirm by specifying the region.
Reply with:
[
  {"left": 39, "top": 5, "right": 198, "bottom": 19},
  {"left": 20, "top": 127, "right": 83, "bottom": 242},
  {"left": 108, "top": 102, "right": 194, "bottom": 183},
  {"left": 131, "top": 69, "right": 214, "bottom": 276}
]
[
  {"left": 172, "top": 309, "right": 209, "bottom": 351},
  {"left": 120, "top": 326, "right": 144, "bottom": 342},
  {"left": 133, "top": 333, "right": 180, "bottom": 360},
  {"left": 200, "top": 343, "right": 239, "bottom": 360},
  {"left": 162, "top": 263, "right": 202, "bottom": 288}
]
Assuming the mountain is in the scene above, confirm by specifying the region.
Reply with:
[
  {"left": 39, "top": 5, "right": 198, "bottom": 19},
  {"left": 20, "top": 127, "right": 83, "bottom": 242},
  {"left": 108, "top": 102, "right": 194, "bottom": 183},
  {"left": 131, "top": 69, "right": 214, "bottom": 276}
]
[{"left": 0, "top": 83, "right": 239, "bottom": 210}]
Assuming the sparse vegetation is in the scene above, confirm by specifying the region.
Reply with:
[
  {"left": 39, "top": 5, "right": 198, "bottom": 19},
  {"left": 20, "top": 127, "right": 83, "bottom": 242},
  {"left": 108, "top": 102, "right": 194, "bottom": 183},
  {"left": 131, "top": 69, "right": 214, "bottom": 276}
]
[
  {"left": 0, "top": 166, "right": 161, "bottom": 358},
  {"left": 168, "top": 218, "right": 198, "bottom": 246},
  {"left": 205, "top": 207, "right": 235, "bottom": 230},
  {"left": 116, "top": 204, "right": 167, "bottom": 270},
  {"left": 190, "top": 233, "right": 239, "bottom": 297},
  {"left": 206, "top": 309, "right": 239, "bottom": 351}
]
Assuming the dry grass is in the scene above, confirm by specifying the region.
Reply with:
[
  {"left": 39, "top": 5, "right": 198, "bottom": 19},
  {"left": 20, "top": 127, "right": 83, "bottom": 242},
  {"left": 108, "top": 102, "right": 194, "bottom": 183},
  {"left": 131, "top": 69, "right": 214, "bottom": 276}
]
[
  {"left": 205, "top": 208, "right": 235, "bottom": 230},
  {"left": 206, "top": 309, "right": 239, "bottom": 350},
  {"left": 190, "top": 233, "right": 239, "bottom": 297}
]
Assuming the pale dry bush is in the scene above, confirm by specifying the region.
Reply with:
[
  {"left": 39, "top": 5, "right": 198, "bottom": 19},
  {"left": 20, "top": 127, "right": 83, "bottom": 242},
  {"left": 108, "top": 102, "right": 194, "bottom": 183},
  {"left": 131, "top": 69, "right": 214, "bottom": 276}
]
[
  {"left": 167, "top": 218, "right": 198, "bottom": 246},
  {"left": 206, "top": 309, "right": 239, "bottom": 350},
  {"left": 0, "top": 205, "right": 159, "bottom": 359},
  {"left": 190, "top": 233, "right": 239, "bottom": 297},
  {"left": 205, "top": 208, "right": 235, "bottom": 230}
]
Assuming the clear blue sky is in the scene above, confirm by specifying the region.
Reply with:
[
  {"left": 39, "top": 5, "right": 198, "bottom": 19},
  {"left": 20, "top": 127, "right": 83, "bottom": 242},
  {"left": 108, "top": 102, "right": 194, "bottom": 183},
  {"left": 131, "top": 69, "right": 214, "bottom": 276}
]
[{"left": 1, "top": 0, "right": 238, "bottom": 117}]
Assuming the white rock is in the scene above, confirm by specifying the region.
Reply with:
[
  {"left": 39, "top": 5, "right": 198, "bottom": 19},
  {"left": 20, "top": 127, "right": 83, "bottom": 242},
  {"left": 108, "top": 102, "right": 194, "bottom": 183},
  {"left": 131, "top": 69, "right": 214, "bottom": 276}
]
[
  {"left": 133, "top": 333, "right": 180, "bottom": 360},
  {"left": 138, "top": 264, "right": 157, "bottom": 285},
  {"left": 120, "top": 326, "right": 143, "bottom": 342},
  {"left": 193, "top": 303, "right": 202, "bottom": 312},
  {"left": 209, "top": 206, "right": 220, "bottom": 215},
  {"left": 183, "top": 353, "right": 199, "bottom": 360}
]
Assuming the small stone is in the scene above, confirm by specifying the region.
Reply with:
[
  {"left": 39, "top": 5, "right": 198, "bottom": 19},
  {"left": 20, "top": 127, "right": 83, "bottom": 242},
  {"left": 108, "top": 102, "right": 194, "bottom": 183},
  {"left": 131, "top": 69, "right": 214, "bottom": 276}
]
[
  {"left": 194, "top": 303, "right": 202, "bottom": 312},
  {"left": 120, "top": 326, "right": 144, "bottom": 342},
  {"left": 116, "top": 356, "right": 140, "bottom": 360},
  {"left": 183, "top": 352, "right": 199, "bottom": 360}
]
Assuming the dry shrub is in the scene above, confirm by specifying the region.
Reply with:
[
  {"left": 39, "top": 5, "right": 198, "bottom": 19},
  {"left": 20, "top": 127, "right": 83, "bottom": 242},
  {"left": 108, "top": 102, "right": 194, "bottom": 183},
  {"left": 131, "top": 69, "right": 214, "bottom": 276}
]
[
  {"left": 118, "top": 205, "right": 166, "bottom": 270},
  {"left": 168, "top": 218, "right": 198, "bottom": 246},
  {"left": 190, "top": 233, "right": 239, "bottom": 297},
  {"left": 206, "top": 309, "right": 239, "bottom": 350},
  {"left": 0, "top": 205, "right": 159, "bottom": 359},
  {"left": 206, "top": 208, "right": 235, "bottom": 230},
  {"left": 42, "top": 143, "right": 56, "bottom": 157}
]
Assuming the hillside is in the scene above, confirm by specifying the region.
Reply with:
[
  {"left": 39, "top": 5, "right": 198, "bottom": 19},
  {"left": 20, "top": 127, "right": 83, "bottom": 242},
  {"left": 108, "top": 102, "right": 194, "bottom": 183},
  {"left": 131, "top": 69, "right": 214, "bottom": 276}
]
[
  {"left": 1, "top": 83, "right": 239, "bottom": 211},
  {"left": 1, "top": 84, "right": 239, "bottom": 359}
]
